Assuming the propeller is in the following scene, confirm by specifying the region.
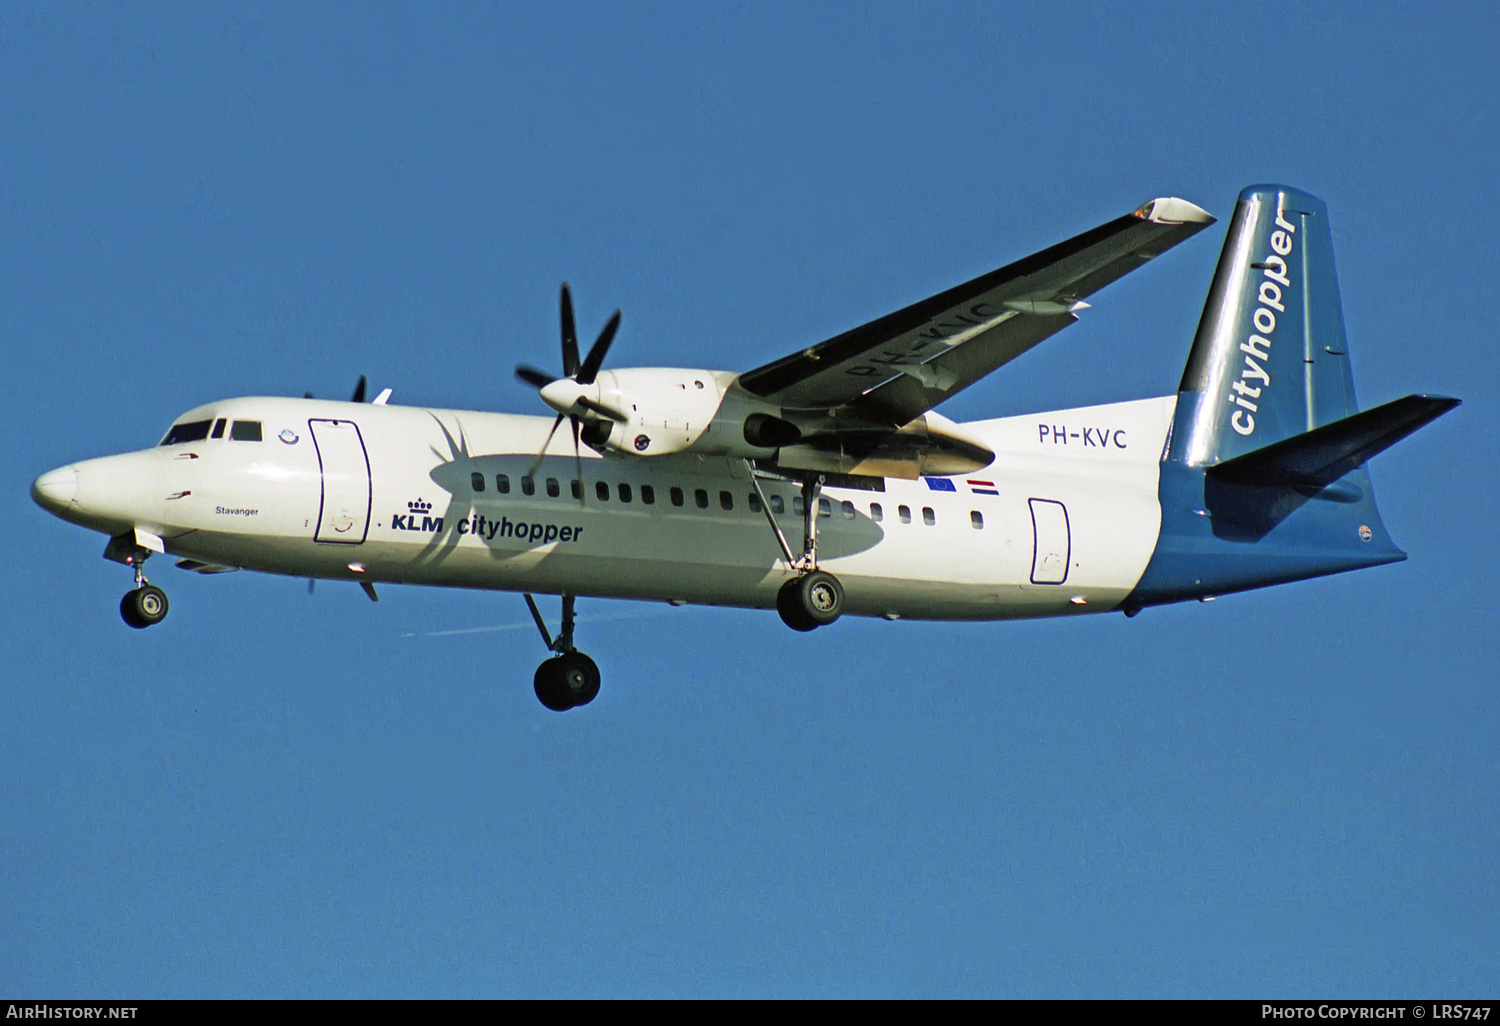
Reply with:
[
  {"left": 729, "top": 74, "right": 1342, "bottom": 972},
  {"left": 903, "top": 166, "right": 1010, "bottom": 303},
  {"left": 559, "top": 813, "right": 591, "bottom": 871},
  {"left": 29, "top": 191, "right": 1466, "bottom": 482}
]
[{"left": 514, "top": 284, "right": 627, "bottom": 491}]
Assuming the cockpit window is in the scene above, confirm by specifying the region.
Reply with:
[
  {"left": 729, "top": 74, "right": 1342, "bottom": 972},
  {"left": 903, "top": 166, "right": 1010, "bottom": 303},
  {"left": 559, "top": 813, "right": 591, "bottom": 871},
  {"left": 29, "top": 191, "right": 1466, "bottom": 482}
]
[
  {"left": 160, "top": 420, "right": 212, "bottom": 446},
  {"left": 229, "top": 420, "right": 263, "bottom": 441}
]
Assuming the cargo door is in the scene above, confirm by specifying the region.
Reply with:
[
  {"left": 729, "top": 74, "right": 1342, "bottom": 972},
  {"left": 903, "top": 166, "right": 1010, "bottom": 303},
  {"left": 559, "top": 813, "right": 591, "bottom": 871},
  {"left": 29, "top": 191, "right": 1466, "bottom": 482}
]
[{"left": 1029, "top": 498, "right": 1070, "bottom": 584}]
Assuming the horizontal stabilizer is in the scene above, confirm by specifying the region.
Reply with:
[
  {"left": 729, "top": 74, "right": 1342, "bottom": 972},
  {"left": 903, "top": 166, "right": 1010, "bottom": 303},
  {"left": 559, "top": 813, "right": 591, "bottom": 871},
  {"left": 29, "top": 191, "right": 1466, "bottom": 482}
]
[{"left": 1208, "top": 394, "right": 1460, "bottom": 490}]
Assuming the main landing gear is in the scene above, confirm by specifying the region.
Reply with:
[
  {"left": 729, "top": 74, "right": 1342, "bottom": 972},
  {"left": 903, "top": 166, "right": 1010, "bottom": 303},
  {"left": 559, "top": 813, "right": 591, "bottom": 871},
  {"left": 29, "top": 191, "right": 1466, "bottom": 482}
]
[
  {"left": 119, "top": 550, "right": 169, "bottom": 629},
  {"left": 747, "top": 468, "right": 846, "bottom": 633},
  {"left": 524, "top": 592, "right": 600, "bottom": 712},
  {"left": 776, "top": 570, "right": 844, "bottom": 633}
]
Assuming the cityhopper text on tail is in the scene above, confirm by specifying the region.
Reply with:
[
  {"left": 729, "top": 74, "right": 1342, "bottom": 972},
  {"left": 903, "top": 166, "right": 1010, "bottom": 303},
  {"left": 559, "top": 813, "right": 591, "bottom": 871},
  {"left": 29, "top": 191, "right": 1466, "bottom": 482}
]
[{"left": 32, "top": 186, "right": 1459, "bottom": 711}]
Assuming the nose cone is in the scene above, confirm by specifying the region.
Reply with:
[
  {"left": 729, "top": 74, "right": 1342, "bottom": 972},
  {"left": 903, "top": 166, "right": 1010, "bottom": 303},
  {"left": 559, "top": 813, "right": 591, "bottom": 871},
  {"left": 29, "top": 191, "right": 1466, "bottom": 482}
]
[
  {"left": 34, "top": 451, "right": 167, "bottom": 534},
  {"left": 31, "top": 465, "right": 78, "bottom": 513}
]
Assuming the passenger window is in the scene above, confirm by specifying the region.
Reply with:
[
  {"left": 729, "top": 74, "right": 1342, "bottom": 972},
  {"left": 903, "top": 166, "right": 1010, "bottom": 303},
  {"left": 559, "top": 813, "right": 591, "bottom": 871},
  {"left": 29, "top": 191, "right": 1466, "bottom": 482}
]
[
  {"left": 694, "top": 488, "right": 709, "bottom": 509},
  {"left": 496, "top": 474, "right": 511, "bottom": 494},
  {"left": 770, "top": 495, "right": 784, "bottom": 515},
  {"left": 641, "top": 484, "right": 655, "bottom": 505},
  {"left": 521, "top": 476, "right": 535, "bottom": 496},
  {"left": 818, "top": 498, "right": 831, "bottom": 518},
  {"left": 841, "top": 500, "right": 855, "bottom": 520},
  {"left": 210, "top": 419, "right": 226, "bottom": 439},
  {"left": 571, "top": 479, "right": 582, "bottom": 500},
  {"left": 670, "top": 486, "right": 684, "bottom": 507},
  {"left": 871, "top": 502, "right": 883, "bottom": 522},
  {"left": 748, "top": 493, "right": 763, "bottom": 514},
  {"left": 720, "top": 490, "right": 733, "bottom": 511},
  {"left": 971, "top": 510, "right": 984, "bottom": 529},
  {"left": 596, "top": 481, "right": 610, "bottom": 501},
  {"left": 229, "top": 420, "right": 262, "bottom": 441},
  {"left": 546, "top": 478, "right": 560, "bottom": 498},
  {"left": 899, "top": 505, "right": 912, "bottom": 524},
  {"left": 160, "top": 420, "right": 212, "bottom": 446},
  {"left": 619, "top": 483, "right": 632, "bottom": 503},
  {"left": 923, "top": 507, "right": 936, "bottom": 526},
  {"left": 471, "top": 472, "right": 486, "bottom": 492}
]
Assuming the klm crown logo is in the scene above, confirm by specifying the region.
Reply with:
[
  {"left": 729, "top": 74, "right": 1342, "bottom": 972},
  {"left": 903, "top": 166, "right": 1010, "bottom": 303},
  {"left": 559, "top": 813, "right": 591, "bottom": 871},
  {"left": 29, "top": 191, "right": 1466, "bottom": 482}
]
[{"left": 392, "top": 498, "right": 441, "bottom": 533}]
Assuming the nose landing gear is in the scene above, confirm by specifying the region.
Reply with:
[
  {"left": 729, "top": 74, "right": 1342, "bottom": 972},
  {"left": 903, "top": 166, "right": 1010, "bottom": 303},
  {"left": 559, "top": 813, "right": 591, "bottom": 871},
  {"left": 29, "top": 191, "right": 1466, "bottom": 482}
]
[
  {"left": 119, "top": 552, "right": 169, "bottom": 629},
  {"left": 524, "top": 593, "right": 601, "bottom": 711},
  {"left": 121, "top": 584, "right": 169, "bottom": 629}
]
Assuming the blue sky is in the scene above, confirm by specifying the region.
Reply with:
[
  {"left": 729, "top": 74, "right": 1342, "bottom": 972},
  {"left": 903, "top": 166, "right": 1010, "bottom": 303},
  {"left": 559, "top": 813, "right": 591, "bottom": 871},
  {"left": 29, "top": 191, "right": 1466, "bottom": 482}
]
[{"left": 4, "top": 1, "right": 1496, "bottom": 997}]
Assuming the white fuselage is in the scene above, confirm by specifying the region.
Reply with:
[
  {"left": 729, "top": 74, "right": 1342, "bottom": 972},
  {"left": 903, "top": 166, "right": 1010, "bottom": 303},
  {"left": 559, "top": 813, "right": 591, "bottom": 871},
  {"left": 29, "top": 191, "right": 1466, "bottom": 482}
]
[{"left": 41, "top": 393, "right": 1177, "bottom": 621}]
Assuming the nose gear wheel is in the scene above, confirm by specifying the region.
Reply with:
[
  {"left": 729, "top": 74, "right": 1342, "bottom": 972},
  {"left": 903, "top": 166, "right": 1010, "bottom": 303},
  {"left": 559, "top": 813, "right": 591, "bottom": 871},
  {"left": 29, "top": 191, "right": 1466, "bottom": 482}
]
[
  {"left": 121, "top": 584, "right": 169, "bottom": 629},
  {"left": 118, "top": 547, "right": 169, "bottom": 629}
]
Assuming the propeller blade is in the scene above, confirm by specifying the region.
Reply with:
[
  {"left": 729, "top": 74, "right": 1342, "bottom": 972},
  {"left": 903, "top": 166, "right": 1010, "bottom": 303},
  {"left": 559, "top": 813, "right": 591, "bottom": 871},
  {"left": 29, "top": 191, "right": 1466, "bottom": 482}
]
[
  {"left": 560, "top": 284, "right": 579, "bottom": 378},
  {"left": 577, "top": 396, "right": 628, "bottom": 422},
  {"left": 351, "top": 375, "right": 367, "bottom": 403},
  {"left": 526, "top": 413, "right": 566, "bottom": 480},
  {"left": 575, "top": 310, "right": 620, "bottom": 385},
  {"left": 515, "top": 365, "right": 556, "bottom": 390},
  {"left": 570, "top": 416, "right": 585, "bottom": 505}
]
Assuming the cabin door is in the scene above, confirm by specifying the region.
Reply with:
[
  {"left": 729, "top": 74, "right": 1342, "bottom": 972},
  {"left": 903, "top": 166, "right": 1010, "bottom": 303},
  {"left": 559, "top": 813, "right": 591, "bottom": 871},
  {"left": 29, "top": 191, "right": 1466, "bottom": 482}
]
[{"left": 309, "top": 419, "right": 372, "bottom": 544}]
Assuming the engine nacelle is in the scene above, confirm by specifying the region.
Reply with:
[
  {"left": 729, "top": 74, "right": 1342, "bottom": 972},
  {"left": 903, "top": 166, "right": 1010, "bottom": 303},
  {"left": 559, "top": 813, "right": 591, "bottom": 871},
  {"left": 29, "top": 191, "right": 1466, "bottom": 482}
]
[{"left": 586, "top": 368, "right": 786, "bottom": 459}]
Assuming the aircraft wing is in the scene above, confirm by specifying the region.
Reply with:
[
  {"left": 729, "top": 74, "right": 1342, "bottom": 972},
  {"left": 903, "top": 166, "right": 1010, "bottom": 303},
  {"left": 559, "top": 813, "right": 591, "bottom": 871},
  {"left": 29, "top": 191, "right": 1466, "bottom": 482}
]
[{"left": 736, "top": 197, "right": 1215, "bottom": 426}]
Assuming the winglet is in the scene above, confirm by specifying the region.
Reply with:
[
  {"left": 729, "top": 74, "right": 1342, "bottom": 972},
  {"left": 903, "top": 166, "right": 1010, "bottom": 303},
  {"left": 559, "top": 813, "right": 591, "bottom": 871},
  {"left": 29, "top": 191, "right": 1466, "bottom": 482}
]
[{"left": 1133, "top": 197, "right": 1215, "bottom": 226}]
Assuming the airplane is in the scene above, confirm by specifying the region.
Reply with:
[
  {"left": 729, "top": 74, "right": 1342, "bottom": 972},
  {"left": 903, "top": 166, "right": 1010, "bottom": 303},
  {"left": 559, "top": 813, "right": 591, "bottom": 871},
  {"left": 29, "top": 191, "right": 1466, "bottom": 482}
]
[{"left": 31, "top": 185, "right": 1459, "bottom": 711}]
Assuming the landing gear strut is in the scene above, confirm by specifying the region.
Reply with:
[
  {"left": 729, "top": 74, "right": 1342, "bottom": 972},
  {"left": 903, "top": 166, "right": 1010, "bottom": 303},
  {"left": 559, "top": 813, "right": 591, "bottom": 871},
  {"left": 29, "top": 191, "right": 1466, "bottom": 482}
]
[
  {"left": 119, "top": 550, "right": 168, "bottom": 629},
  {"left": 524, "top": 593, "right": 601, "bottom": 712},
  {"left": 747, "top": 466, "right": 846, "bottom": 632}
]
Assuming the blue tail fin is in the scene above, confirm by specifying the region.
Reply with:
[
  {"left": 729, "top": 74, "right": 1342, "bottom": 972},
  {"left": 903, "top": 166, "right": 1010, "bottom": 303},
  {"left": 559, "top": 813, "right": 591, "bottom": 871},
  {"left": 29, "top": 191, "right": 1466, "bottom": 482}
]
[
  {"left": 1169, "top": 185, "right": 1359, "bottom": 466},
  {"left": 1126, "top": 186, "right": 1459, "bottom": 609}
]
